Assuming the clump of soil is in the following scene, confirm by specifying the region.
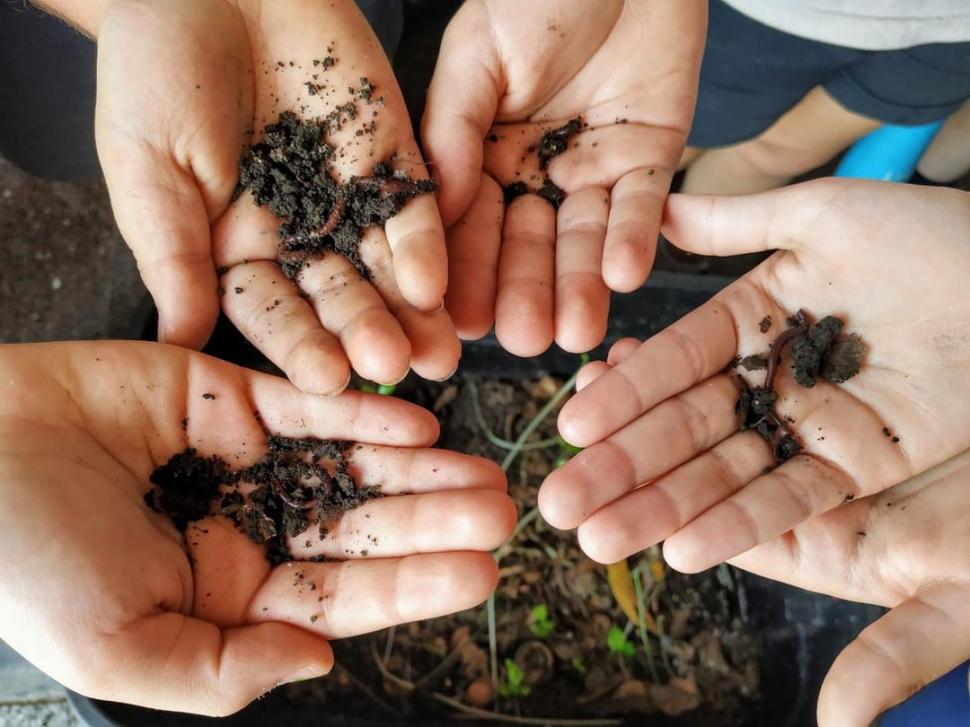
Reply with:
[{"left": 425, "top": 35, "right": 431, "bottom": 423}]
[
  {"left": 791, "top": 316, "right": 865, "bottom": 387},
  {"left": 236, "top": 71, "right": 435, "bottom": 280},
  {"left": 501, "top": 117, "right": 585, "bottom": 210},
  {"left": 735, "top": 311, "right": 866, "bottom": 462},
  {"left": 145, "top": 433, "right": 379, "bottom": 564}
]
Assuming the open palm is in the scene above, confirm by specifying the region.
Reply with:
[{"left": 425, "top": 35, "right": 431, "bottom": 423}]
[
  {"left": 0, "top": 342, "right": 513, "bottom": 715},
  {"left": 97, "top": 0, "right": 458, "bottom": 394},
  {"left": 539, "top": 180, "right": 970, "bottom": 571},
  {"left": 734, "top": 451, "right": 970, "bottom": 726},
  {"left": 423, "top": 0, "right": 705, "bottom": 355}
]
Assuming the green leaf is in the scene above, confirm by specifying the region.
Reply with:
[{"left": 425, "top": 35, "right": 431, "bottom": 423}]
[
  {"left": 607, "top": 625, "right": 636, "bottom": 657},
  {"left": 376, "top": 383, "right": 397, "bottom": 396},
  {"left": 499, "top": 658, "right": 531, "bottom": 697},
  {"left": 528, "top": 604, "right": 555, "bottom": 638}
]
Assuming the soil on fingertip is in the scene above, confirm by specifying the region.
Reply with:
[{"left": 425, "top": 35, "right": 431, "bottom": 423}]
[
  {"left": 734, "top": 312, "right": 866, "bottom": 463},
  {"left": 236, "top": 62, "right": 435, "bottom": 281},
  {"left": 145, "top": 433, "right": 378, "bottom": 565}
]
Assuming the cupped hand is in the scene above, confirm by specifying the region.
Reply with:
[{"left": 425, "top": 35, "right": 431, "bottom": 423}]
[
  {"left": 423, "top": 0, "right": 705, "bottom": 355},
  {"left": 538, "top": 180, "right": 970, "bottom": 570},
  {"left": 96, "top": 0, "right": 458, "bottom": 394},
  {"left": 0, "top": 341, "right": 514, "bottom": 715},
  {"left": 734, "top": 451, "right": 970, "bottom": 727}
]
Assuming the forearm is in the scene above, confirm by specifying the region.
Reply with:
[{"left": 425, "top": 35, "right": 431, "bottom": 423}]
[{"left": 32, "top": 0, "right": 114, "bottom": 37}]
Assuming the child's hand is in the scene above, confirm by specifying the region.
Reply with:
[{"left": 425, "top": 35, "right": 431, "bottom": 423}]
[
  {"left": 735, "top": 452, "right": 970, "bottom": 727},
  {"left": 538, "top": 180, "right": 970, "bottom": 571},
  {"left": 0, "top": 341, "right": 514, "bottom": 715},
  {"left": 423, "top": 0, "right": 705, "bottom": 355},
  {"left": 95, "top": 0, "right": 457, "bottom": 393}
]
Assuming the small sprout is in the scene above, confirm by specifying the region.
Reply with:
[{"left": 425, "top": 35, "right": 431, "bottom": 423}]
[
  {"left": 528, "top": 604, "right": 555, "bottom": 639},
  {"left": 377, "top": 383, "right": 398, "bottom": 396},
  {"left": 499, "top": 658, "right": 530, "bottom": 698},
  {"left": 570, "top": 656, "right": 586, "bottom": 674},
  {"left": 607, "top": 625, "right": 636, "bottom": 657}
]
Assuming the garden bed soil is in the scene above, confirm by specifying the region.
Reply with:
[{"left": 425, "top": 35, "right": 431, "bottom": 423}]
[{"left": 269, "top": 373, "right": 761, "bottom": 725}]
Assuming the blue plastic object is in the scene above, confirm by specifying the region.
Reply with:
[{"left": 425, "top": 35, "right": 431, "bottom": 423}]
[
  {"left": 880, "top": 662, "right": 970, "bottom": 726},
  {"left": 835, "top": 122, "right": 943, "bottom": 182}
]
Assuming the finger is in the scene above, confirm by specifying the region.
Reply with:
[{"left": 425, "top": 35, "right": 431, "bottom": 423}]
[
  {"left": 247, "top": 372, "right": 440, "bottom": 447},
  {"left": 577, "top": 432, "right": 772, "bottom": 564},
  {"left": 383, "top": 150, "right": 448, "bottom": 311},
  {"left": 576, "top": 361, "right": 612, "bottom": 392},
  {"left": 99, "top": 142, "right": 219, "bottom": 349},
  {"left": 346, "top": 445, "right": 507, "bottom": 494},
  {"left": 297, "top": 252, "right": 412, "bottom": 386},
  {"left": 421, "top": 3, "right": 501, "bottom": 225},
  {"left": 540, "top": 374, "right": 740, "bottom": 530},
  {"left": 214, "top": 199, "right": 413, "bottom": 387},
  {"left": 558, "top": 302, "right": 737, "bottom": 446},
  {"left": 601, "top": 166, "right": 670, "bottom": 292},
  {"left": 359, "top": 236, "right": 461, "bottom": 382},
  {"left": 661, "top": 186, "right": 825, "bottom": 257},
  {"left": 87, "top": 615, "right": 332, "bottom": 717},
  {"left": 249, "top": 552, "right": 499, "bottom": 639},
  {"left": 444, "top": 173, "right": 504, "bottom": 340},
  {"left": 663, "top": 454, "right": 858, "bottom": 573},
  {"left": 607, "top": 337, "right": 641, "bottom": 365},
  {"left": 221, "top": 262, "right": 352, "bottom": 395},
  {"left": 495, "top": 195, "right": 556, "bottom": 357},
  {"left": 289, "top": 489, "right": 517, "bottom": 559},
  {"left": 554, "top": 187, "right": 611, "bottom": 353},
  {"left": 818, "top": 582, "right": 970, "bottom": 727}
]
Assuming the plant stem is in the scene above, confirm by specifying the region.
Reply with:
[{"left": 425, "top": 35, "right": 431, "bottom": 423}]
[
  {"left": 469, "top": 380, "right": 562, "bottom": 451},
  {"left": 631, "top": 565, "right": 660, "bottom": 683}
]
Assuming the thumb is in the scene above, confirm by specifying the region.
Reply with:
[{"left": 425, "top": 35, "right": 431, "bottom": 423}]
[
  {"left": 421, "top": 4, "right": 502, "bottom": 227},
  {"left": 98, "top": 136, "right": 220, "bottom": 350},
  {"left": 660, "top": 181, "right": 844, "bottom": 257},
  {"left": 818, "top": 581, "right": 970, "bottom": 727},
  {"left": 85, "top": 614, "right": 333, "bottom": 716}
]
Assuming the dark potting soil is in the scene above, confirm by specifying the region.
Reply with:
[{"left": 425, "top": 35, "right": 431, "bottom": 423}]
[
  {"left": 146, "top": 434, "right": 379, "bottom": 565},
  {"left": 502, "top": 117, "right": 584, "bottom": 210},
  {"left": 236, "top": 74, "right": 435, "bottom": 280},
  {"left": 735, "top": 311, "right": 866, "bottom": 462}
]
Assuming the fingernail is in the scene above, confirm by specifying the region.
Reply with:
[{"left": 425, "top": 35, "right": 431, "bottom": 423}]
[{"left": 278, "top": 664, "right": 327, "bottom": 686}]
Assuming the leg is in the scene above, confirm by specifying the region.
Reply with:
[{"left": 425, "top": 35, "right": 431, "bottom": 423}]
[
  {"left": 682, "top": 86, "right": 880, "bottom": 195},
  {"left": 917, "top": 99, "right": 970, "bottom": 183}
]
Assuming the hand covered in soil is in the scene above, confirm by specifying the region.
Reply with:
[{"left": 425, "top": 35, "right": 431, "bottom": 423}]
[
  {"left": 94, "top": 0, "right": 457, "bottom": 393},
  {"left": 538, "top": 180, "right": 970, "bottom": 570},
  {"left": 0, "top": 342, "right": 514, "bottom": 715},
  {"left": 422, "top": 0, "right": 705, "bottom": 355},
  {"left": 734, "top": 451, "right": 970, "bottom": 727}
]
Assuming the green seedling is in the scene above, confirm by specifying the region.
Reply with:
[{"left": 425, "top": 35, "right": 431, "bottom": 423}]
[
  {"left": 376, "top": 383, "right": 397, "bottom": 396},
  {"left": 570, "top": 656, "right": 586, "bottom": 674},
  {"left": 607, "top": 625, "right": 636, "bottom": 658},
  {"left": 499, "top": 658, "right": 531, "bottom": 698},
  {"left": 528, "top": 604, "right": 555, "bottom": 638}
]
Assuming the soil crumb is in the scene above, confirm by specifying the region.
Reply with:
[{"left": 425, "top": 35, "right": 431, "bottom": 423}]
[
  {"left": 791, "top": 316, "right": 866, "bottom": 388},
  {"left": 146, "top": 433, "right": 379, "bottom": 564},
  {"left": 236, "top": 79, "right": 435, "bottom": 280},
  {"left": 502, "top": 117, "right": 585, "bottom": 209},
  {"left": 537, "top": 117, "right": 583, "bottom": 170}
]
